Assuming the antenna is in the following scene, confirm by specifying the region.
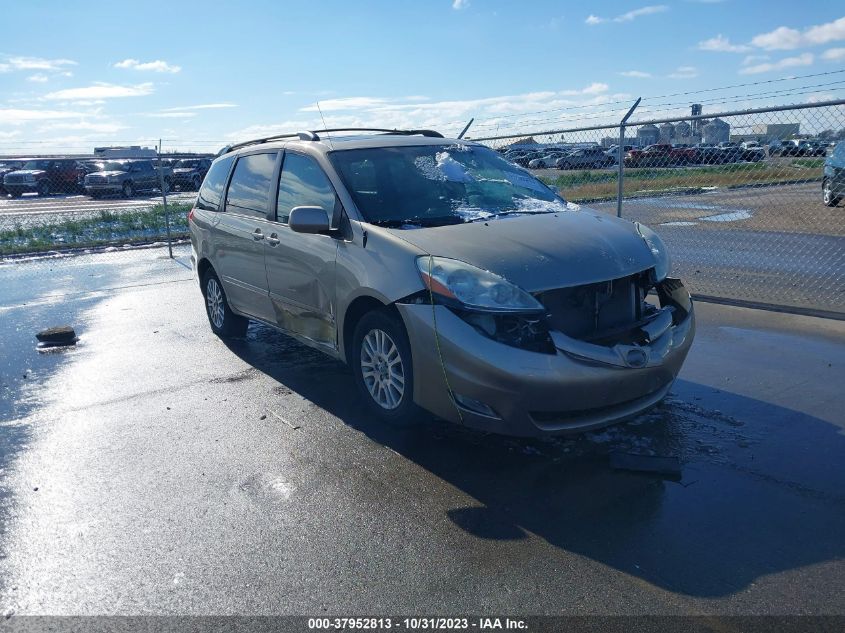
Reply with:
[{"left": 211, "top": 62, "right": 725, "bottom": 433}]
[{"left": 315, "top": 101, "right": 333, "bottom": 149}]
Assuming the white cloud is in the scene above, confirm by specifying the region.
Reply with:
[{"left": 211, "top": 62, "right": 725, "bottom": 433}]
[
  {"left": 43, "top": 82, "right": 155, "bottom": 100},
  {"left": 742, "top": 54, "right": 770, "bottom": 65},
  {"left": 4, "top": 56, "right": 77, "bottom": 71},
  {"left": 147, "top": 112, "right": 198, "bottom": 118},
  {"left": 619, "top": 70, "right": 652, "bottom": 78},
  {"left": 161, "top": 103, "right": 237, "bottom": 111},
  {"left": 668, "top": 66, "right": 698, "bottom": 79},
  {"left": 0, "top": 108, "right": 88, "bottom": 125},
  {"left": 26, "top": 74, "right": 49, "bottom": 83},
  {"left": 751, "top": 16, "right": 845, "bottom": 50},
  {"left": 114, "top": 58, "right": 181, "bottom": 73},
  {"left": 821, "top": 47, "right": 845, "bottom": 61},
  {"left": 616, "top": 5, "right": 668, "bottom": 22},
  {"left": 697, "top": 34, "right": 751, "bottom": 53},
  {"left": 302, "top": 97, "right": 392, "bottom": 112},
  {"left": 739, "top": 52, "right": 814, "bottom": 74},
  {"left": 38, "top": 120, "right": 128, "bottom": 134},
  {"left": 452, "top": 0, "right": 469, "bottom": 9},
  {"left": 588, "top": 5, "right": 667, "bottom": 25}
]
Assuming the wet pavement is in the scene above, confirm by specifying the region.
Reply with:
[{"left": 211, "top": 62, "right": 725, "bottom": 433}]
[{"left": 0, "top": 250, "right": 844, "bottom": 615}]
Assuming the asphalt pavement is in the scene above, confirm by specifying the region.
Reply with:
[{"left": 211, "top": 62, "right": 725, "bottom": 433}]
[{"left": 0, "top": 250, "right": 843, "bottom": 615}]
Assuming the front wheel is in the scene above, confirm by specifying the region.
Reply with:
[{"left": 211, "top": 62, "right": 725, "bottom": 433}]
[
  {"left": 352, "top": 310, "right": 421, "bottom": 426},
  {"left": 823, "top": 178, "right": 841, "bottom": 207},
  {"left": 122, "top": 181, "right": 135, "bottom": 198},
  {"left": 37, "top": 181, "right": 50, "bottom": 197},
  {"left": 202, "top": 269, "right": 249, "bottom": 338}
]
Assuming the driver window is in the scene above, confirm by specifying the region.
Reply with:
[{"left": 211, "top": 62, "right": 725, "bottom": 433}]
[{"left": 276, "top": 153, "right": 336, "bottom": 224}]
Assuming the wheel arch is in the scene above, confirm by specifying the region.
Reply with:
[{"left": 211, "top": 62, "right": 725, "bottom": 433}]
[{"left": 341, "top": 294, "right": 400, "bottom": 365}]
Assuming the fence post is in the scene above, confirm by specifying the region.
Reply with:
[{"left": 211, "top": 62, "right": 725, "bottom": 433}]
[
  {"left": 617, "top": 98, "right": 641, "bottom": 218},
  {"left": 157, "top": 138, "right": 173, "bottom": 259}
]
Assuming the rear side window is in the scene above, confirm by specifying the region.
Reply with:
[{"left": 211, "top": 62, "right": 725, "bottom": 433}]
[
  {"left": 196, "top": 155, "right": 235, "bottom": 212},
  {"left": 276, "top": 153, "right": 336, "bottom": 224},
  {"left": 226, "top": 153, "right": 277, "bottom": 217}
]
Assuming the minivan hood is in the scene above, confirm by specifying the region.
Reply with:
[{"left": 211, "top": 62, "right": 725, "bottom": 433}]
[{"left": 385, "top": 207, "right": 656, "bottom": 292}]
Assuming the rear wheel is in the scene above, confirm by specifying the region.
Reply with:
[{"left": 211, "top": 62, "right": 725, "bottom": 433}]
[
  {"left": 823, "top": 178, "right": 841, "bottom": 207},
  {"left": 352, "top": 310, "right": 421, "bottom": 426},
  {"left": 202, "top": 269, "right": 249, "bottom": 338},
  {"left": 37, "top": 181, "right": 50, "bottom": 197}
]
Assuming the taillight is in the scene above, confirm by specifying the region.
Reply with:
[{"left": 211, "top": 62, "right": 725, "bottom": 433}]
[{"left": 188, "top": 208, "right": 195, "bottom": 223}]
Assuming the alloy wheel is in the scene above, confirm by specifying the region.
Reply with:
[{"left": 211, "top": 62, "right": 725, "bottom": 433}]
[
  {"left": 206, "top": 278, "right": 225, "bottom": 329},
  {"left": 360, "top": 328, "right": 405, "bottom": 410}
]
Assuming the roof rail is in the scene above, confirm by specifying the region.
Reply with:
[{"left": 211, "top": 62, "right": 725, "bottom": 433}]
[
  {"left": 216, "top": 128, "right": 445, "bottom": 156},
  {"left": 306, "top": 128, "right": 443, "bottom": 140}
]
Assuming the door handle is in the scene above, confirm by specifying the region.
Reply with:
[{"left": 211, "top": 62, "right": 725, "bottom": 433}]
[
  {"left": 266, "top": 233, "right": 280, "bottom": 246},
  {"left": 252, "top": 228, "right": 264, "bottom": 241}
]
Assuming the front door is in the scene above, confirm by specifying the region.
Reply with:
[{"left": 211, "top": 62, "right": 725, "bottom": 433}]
[{"left": 264, "top": 152, "right": 339, "bottom": 349}]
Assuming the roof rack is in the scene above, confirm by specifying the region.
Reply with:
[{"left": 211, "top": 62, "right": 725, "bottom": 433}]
[
  {"left": 306, "top": 128, "right": 444, "bottom": 141},
  {"left": 217, "top": 128, "right": 444, "bottom": 155}
]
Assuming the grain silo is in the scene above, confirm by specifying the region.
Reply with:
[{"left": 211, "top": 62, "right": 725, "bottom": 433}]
[
  {"left": 637, "top": 124, "right": 660, "bottom": 146},
  {"left": 702, "top": 118, "right": 730, "bottom": 144}
]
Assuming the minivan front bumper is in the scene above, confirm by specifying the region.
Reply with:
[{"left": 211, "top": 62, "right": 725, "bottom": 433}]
[{"left": 397, "top": 279, "right": 695, "bottom": 437}]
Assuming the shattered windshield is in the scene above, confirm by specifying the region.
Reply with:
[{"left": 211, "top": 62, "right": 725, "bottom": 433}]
[{"left": 330, "top": 143, "right": 566, "bottom": 227}]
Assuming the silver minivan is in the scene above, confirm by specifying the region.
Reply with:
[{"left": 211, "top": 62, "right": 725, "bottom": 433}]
[{"left": 189, "top": 129, "right": 694, "bottom": 437}]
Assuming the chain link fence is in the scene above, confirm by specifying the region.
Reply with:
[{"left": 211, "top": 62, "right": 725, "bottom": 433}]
[
  {"left": 0, "top": 149, "right": 206, "bottom": 280},
  {"left": 2, "top": 101, "right": 844, "bottom": 315},
  {"left": 474, "top": 100, "right": 845, "bottom": 316}
]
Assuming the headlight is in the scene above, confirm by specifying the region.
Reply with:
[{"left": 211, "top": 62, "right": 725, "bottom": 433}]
[
  {"left": 636, "top": 222, "right": 671, "bottom": 281},
  {"left": 416, "top": 256, "right": 544, "bottom": 313}
]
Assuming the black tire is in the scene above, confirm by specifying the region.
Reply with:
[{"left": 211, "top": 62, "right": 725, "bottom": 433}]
[
  {"left": 191, "top": 175, "right": 201, "bottom": 191},
  {"left": 122, "top": 181, "right": 135, "bottom": 198},
  {"left": 823, "top": 178, "right": 841, "bottom": 207},
  {"left": 37, "top": 180, "right": 50, "bottom": 197},
  {"left": 352, "top": 309, "right": 421, "bottom": 426},
  {"left": 9, "top": 191, "right": 21, "bottom": 198},
  {"left": 90, "top": 191, "right": 101, "bottom": 200},
  {"left": 202, "top": 269, "right": 249, "bottom": 338}
]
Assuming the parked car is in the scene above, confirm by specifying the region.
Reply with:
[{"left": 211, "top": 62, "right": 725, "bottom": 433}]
[
  {"left": 822, "top": 141, "right": 845, "bottom": 207},
  {"left": 189, "top": 129, "right": 694, "bottom": 436},
  {"left": 2, "top": 158, "right": 85, "bottom": 197},
  {"left": 512, "top": 151, "right": 544, "bottom": 167},
  {"left": 527, "top": 152, "right": 570, "bottom": 169},
  {"left": 556, "top": 147, "right": 614, "bottom": 169},
  {"left": 625, "top": 144, "right": 696, "bottom": 167},
  {"left": 84, "top": 159, "right": 173, "bottom": 198},
  {"left": 798, "top": 141, "right": 827, "bottom": 157},
  {"left": 0, "top": 160, "right": 25, "bottom": 195},
  {"left": 769, "top": 140, "right": 803, "bottom": 157},
  {"left": 171, "top": 158, "right": 212, "bottom": 191}
]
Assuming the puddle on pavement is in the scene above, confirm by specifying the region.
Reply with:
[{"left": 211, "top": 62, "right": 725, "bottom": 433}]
[{"left": 699, "top": 210, "right": 753, "bottom": 222}]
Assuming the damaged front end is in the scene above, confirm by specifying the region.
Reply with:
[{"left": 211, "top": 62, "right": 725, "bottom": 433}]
[{"left": 537, "top": 272, "right": 693, "bottom": 369}]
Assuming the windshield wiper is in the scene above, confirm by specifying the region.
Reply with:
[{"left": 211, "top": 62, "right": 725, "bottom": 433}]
[
  {"left": 466, "top": 209, "right": 558, "bottom": 222},
  {"left": 369, "top": 216, "right": 466, "bottom": 228}
]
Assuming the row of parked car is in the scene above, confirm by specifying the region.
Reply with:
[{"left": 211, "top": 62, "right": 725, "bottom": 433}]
[
  {"left": 499, "top": 138, "right": 833, "bottom": 171},
  {"left": 0, "top": 157, "right": 213, "bottom": 198}
]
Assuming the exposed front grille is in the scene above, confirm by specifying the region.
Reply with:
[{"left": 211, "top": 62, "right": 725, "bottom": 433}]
[
  {"left": 87, "top": 176, "right": 107, "bottom": 184},
  {"left": 536, "top": 272, "right": 651, "bottom": 344}
]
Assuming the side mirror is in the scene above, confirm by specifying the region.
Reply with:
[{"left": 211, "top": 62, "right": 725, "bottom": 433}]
[{"left": 289, "top": 206, "right": 330, "bottom": 234}]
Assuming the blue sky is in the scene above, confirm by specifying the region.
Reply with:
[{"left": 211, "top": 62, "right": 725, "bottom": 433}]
[{"left": 1, "top": 0, "right": 844, "bottom": 152}]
